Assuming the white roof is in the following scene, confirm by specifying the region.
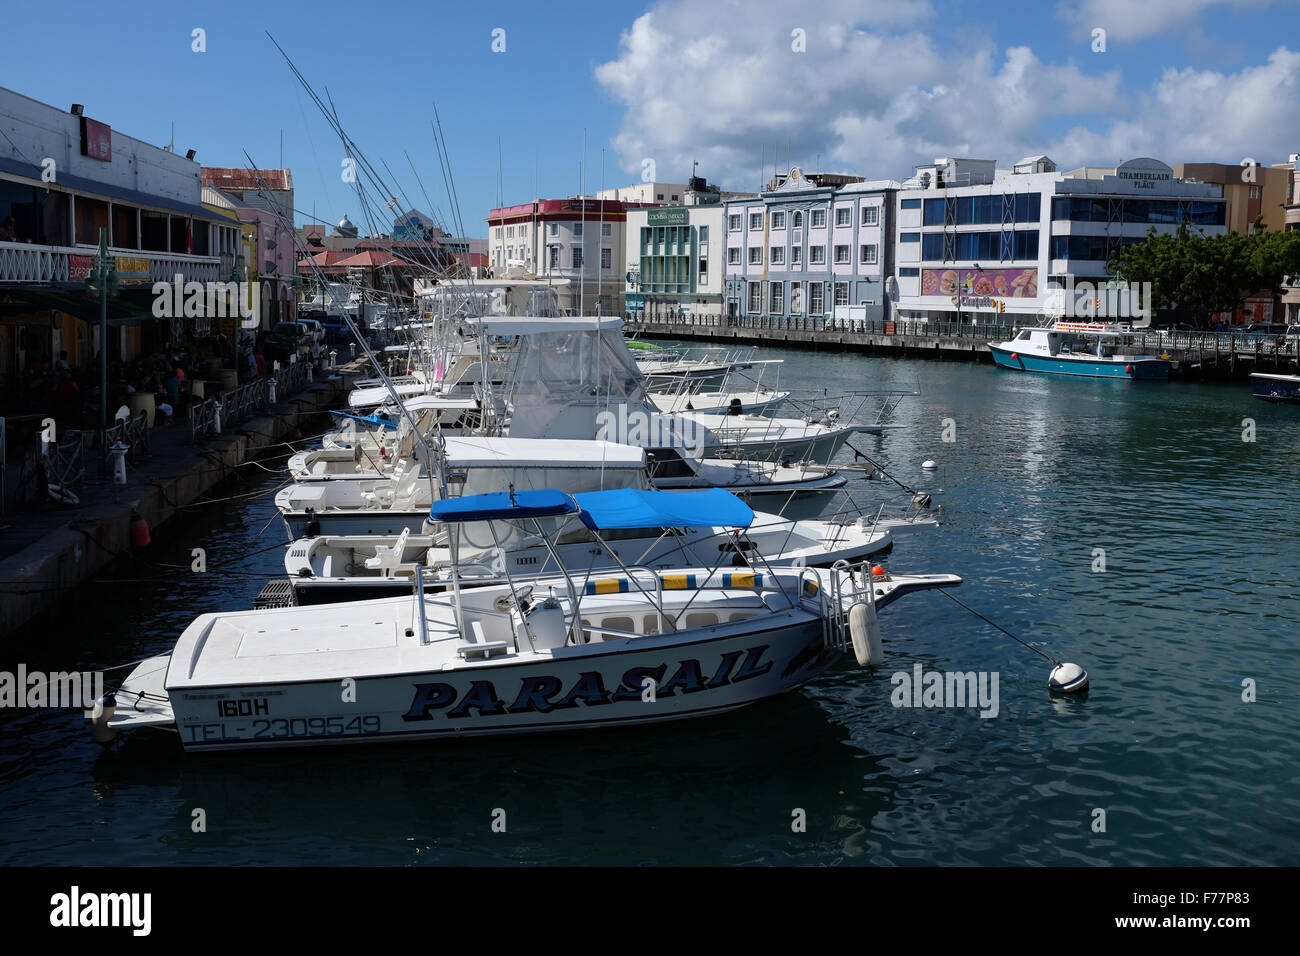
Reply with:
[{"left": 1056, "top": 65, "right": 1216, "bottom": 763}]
[
  {"left": 443, "top": 437, "right": 645, "bottom": 469},
  {"left": 468, "top": 316, "right": 624, "bottom": 335}
]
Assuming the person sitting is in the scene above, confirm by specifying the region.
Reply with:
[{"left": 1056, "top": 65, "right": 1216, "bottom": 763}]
[{"left": 0, "top": 216, "right": 17, "bottom": 242}]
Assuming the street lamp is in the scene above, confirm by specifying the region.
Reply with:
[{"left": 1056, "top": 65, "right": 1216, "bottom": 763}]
[{"left": 86, "top": 228, "right": 118, "bottom": 443}]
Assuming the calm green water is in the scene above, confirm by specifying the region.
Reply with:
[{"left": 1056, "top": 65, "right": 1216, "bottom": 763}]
[{"left": 3, "top": 347, "right": 1297, "bottom": 866}]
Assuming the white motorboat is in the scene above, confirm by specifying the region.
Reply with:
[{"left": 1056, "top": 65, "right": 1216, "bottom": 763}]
[
  {"left": 94, "top": 489, "right": 961, "bottom": 751},
  {"left": 277, "top": 487, "right": 896, "bottom": 605}
]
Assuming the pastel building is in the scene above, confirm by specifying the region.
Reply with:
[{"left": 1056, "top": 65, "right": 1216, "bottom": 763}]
[
  {"left": 623, "top": 204, "right": 726, "bottom": 321},
  {"left": 723, "top": 167, "right": 898, "bottom": 326},
  {"left": 892, "top": 156, "right": 1227, "bottom": 325}
]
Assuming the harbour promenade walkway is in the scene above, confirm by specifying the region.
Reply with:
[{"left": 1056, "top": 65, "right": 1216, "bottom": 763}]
[
  {"left": 0, "top": 361, "right": 364, "bottom": 638},
  {"left": 624, "top": 315, "right": 1300, "bottom": 376}
]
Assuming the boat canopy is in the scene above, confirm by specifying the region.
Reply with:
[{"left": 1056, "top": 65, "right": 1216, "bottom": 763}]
[
  {"left": 467, "top": 316, "right": 624, "bottom": 336},
  {"left": 574, "top": 487, "right": 754, "bottom": 531},
  {"left": 428, "top": 490, "right": 578, "bottom": 523}
]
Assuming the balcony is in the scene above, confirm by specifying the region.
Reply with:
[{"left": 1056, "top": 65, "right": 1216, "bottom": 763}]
[{"left": 0, "top": 240, "right": 222, "bottom": 286}]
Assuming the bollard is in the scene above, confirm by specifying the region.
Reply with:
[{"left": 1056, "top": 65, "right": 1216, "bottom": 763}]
[
  {"left": 109, "top": 442, "right": 129, "bottom": 485},
  {"left": 329, "top": 349, "right": 337, "bottom": 369},
  {"left": 269, "top": 378, "right": 277, "bottom": 403},
  {"left": 350, "top": 342, "right": 356, "bottom": 360},
  {"left": 214, "top": 402, "right": 223, "bottom": 435},
  {"left": 307, "top": 364, "right": 313, "bottom": 384}
]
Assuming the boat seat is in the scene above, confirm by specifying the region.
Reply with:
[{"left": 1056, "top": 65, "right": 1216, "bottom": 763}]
[
  {"left": 761, "top": 590, "right": 794, "bottom": 611},
  {"left": 457, "top": 619, "right": 509, "bottom": 659},
  {"left": 365, "top": 528, "right": 410, "bottom": 577}
]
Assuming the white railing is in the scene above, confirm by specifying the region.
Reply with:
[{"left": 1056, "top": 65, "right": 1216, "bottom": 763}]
[{"left": 0, "top": 240, "right": 221, "bottom": 285}]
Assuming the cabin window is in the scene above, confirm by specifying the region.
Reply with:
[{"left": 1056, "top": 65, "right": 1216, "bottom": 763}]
[
  {"left": 685, "top": 612, "right": 719, "bottom": 628},
  {"left": 1017, "top": 330, "right": 1031, "bottom": 340}
]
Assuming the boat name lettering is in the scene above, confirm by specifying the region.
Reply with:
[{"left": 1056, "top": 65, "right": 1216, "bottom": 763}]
[{"left": 401, "top": 646, "right": 772, "bottom": 721}]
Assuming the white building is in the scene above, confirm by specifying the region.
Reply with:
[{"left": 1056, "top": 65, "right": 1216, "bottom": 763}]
[
  {"left": 893, "top": 156, "right": 1228, "bottom": 325},
  {"left": 623, "top": 204, "right": 726, "bottom": 321},
  {"left": 596, "top": 182, "right": 689, "bottom": 204},
  {"left": 487, "top": 197, "right": 648, "bottom": 314}
]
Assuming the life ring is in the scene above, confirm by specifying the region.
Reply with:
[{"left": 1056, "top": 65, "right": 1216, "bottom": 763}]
[{"left": 48, "top": 483, "right": 80, "bottom": 506}]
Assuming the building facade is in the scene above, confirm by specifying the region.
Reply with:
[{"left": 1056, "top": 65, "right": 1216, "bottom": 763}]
[
  {"left": 623, "top": 204, "right": 725, "bottom": 321},
  {"left": 893, "top": 156, "right": 1227, "bottom": 325},
  {"left": 1, "top": 86, "right": 238, "bottom": 393},
  {"left": 723, "top": 167, "right": 897, "bottom": 327},
  {"left": 486, "top": 198, "right": 652, "bottom": 314}
]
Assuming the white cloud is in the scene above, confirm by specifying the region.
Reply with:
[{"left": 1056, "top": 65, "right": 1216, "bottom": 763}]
[
  {"left": 593, "top": 0, "right": 1300, "bottom": 191},
  {"left": 1056, "top": 0, "right": 1280, "bottom": 42}
]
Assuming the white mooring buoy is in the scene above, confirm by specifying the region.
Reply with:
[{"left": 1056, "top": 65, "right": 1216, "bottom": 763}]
[
  {"left": 922, "top": 459, "right": 937, "bottom": 471},
  {"left": 1048, "top": 662, "right": 1089, "bottom": 694}
]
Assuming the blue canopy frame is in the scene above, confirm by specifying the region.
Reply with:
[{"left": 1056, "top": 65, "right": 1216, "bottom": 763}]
[
  {"left": 573, "top": 487, "right": 754, "bottom": 531},
  {"left": 428, "top": 490, "right": 578, "bottom": 523}
]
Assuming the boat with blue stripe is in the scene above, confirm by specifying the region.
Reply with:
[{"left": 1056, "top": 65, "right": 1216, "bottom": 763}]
[{"left": 989, "top": 323, "right": 1170, "bottom": 380}]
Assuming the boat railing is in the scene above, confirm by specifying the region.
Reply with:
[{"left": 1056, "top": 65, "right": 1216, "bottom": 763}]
[{"left": 823, "top": 559, "right": 881, "bottom": 652}]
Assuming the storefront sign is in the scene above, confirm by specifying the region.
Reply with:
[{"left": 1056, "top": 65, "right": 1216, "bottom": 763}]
[
  {"left": 80, "top": 117, "right": 112, "bottom": 162},
  {"left": 67, "top": 254, "right": 93, "bottom": 281},
  {"left": 647, "top": 207, "right": 688, "bottom": 227},
  {"left": 114, "top": 256, "right": 151, "bottom": 284},
  {"left": 922, "top": 267, "right": 1038, "bottom": 299}
]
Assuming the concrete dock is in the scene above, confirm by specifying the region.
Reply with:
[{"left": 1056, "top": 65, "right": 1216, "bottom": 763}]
[{"left": 0, "top": 366, "right": 362, "bottom": 638}]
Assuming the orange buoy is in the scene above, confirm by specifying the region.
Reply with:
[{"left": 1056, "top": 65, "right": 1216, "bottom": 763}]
[
  {"left": 1125, "top": 364, "right": 1134, "bottom": 374},
  {"left": 871, "top": 564, "right": 886, "bottom": 578},
  {"left": 129, "top": 509, "right": 151, "bottom": 548}
]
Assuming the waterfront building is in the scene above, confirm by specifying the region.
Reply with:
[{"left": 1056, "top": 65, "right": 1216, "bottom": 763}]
[
  {"left": 1280, "top": 156, "right": 1300, "bottom": 324},
  {"left": 892, "top": 156, "right": 1227, "bottom": 326},
  {"left": 623, "top": 203, "right": 725, "bottom": 321},
  {"left": 0, "top": 86, "right": 239, "bottom": 392},
  {"left": 202, "top": 168, "right": 298, "bottom": 327},
  {"left": 486, "top": 197, "right": 653, "bottom": 314},
  {"left": 722, "top": 167, "right": 898, "bottom": 326}
]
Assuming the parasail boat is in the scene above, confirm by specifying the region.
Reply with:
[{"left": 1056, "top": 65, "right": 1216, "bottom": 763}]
[{"left": 92, "top": 489, "right": 960, "bottom": 751}]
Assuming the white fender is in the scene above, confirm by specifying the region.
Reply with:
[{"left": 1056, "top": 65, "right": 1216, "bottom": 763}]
[
  {"left": 47, "top": 483, "right": 80, "bottom": 506},
  {"left": 848, "top": 600, "right": 883, "bottom": 667}
]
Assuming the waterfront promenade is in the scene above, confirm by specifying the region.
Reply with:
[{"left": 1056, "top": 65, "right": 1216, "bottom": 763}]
[
  {"left": 0, "top": 363, "right": 363, "bottom": 637},
  {"left": 624, "top": 315, "right": 1300, "bottom": 377}
]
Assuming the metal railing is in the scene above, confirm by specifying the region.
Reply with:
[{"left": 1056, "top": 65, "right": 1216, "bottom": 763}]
[
  {"left": 101, "top": 409, "right": 151, "bottom": 463},
  {"left": 189, "top": 397, "right": 221, "bottom": 441},
  {"left": 220, "top": 378, "right": 269, "bottom": 424}
]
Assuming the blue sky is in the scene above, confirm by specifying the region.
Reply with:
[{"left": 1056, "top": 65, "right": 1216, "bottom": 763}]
[{"left": 5, "top": 0, "right": 1297, "bottom": 236}]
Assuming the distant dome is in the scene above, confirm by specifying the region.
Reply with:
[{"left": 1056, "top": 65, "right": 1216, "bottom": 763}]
[{"left": 335, "top": 214, "right": 358, "bottom": 238}]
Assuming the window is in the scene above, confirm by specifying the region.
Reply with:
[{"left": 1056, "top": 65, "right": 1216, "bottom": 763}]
[
  {"left": 811, "top": 209, "right": 826, "bottom": 227},
  {"left": 729, "top": 214, "right": 742, "bottom": 231},
  {"left": 861, "top": 206, "right": 879, "bottom": 226},
  {"left": 900, "top": 232, "right": 920, "bottom": 242},
  {"left": 657, "top": 193, "right": 664, "bottom": 200},
  {"left": 789, "top": 281, "right": 802, "bottom": 314},
  {"left": 922, "top": 229, "right": 1039, "bottom": 261},
  {"left": 770, "top": 281, "right": 784, "bottom": 313},
  {"left": 793, "top": 211, "right": 803, "bottom": 228},
  {"left": 573, "top": 223, "right": 583, "bottom": 237},
  {"left": 900, "top": 198, "right": 922, "bottom": 209},
  {"left": 549, "top": 246, "right": 559, "bottom": 268},
  {"left": 728, "top": 247, "right": 740, "bottom": 264},
  {"left": 1249, "top": 185, "right": 1262, "bottom": 200},
  {"left": 834, "top": 282, "right": 849, "bottom": 306},
  {"left": 699, "top": 258, "right": 708, "bottom": 280},
  {"left": 929, "top": 194, "right": 1042, "bottom": 226},
  {"left": 571, "top": 246, "right": 583, "bottom": 268},
  {"left": 810, "top": 245, "right": 825, "bottom": 264},
  {"left": 860, "top": 244, "right": 877, "bottom": 264},
  {"left": 506, "top": 225, "right": 514, "bottom": 237},
  {"left": 771, "top": 246, "right": 785, "bottom": 265},
  {"left": 671, "top": 194, "right": 679, "bottom": 201},
  {"left": 493, "top": 227, "right": 502, "bottom": 239},
  {"left": 750, "top": 212, "right": 764, "bottom": 230},
  {"left": 809, "top": 281, "right": 824, "bottom": 314},
  {"left": 601, "top": 247, "right": 612, "bottom": 269},
  {"left": 835, "top": 207, "right": 851, "bottom": 226},
  {"left": 748, "top": 282, "right": 762, "bottom": 312},
  {"left": 834, "top": 245, "right": 850, "bottom": 264},
  {"left": 602, "top": 222, "right": 612, "bottom": 236},
  {"left": 749, "top": 246, "right": 763, "bottom": 265},
  {"left": 771, "top": 211, "right": 786, "bottom": 229},
  {"left": 699, "top": 225, "right": 709, "bottom": 242},
  {"left": 791, "top": 246, "right": 801, "bottom": 264},
  {"left": 899, "top": 267, "right": 919, "bottom": 277}
]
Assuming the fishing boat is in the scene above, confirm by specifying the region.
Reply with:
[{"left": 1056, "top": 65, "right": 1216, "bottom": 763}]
[
  {"left": 93, "top": 489, "right": 961, "bottom": 751},
  {"left": 988, "top": 322, "right": 1170, "bottom": 380},
  {"left": 1249, "top": 372, "right": 1300, "bottom": 403},
  {"left": 276, "top": 487, "right": 899, "bottom": 605}
]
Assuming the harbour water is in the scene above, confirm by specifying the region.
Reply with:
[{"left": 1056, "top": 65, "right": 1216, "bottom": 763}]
[{"left": 2, "top": 347, "right": 1297, "bottom": 866}]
